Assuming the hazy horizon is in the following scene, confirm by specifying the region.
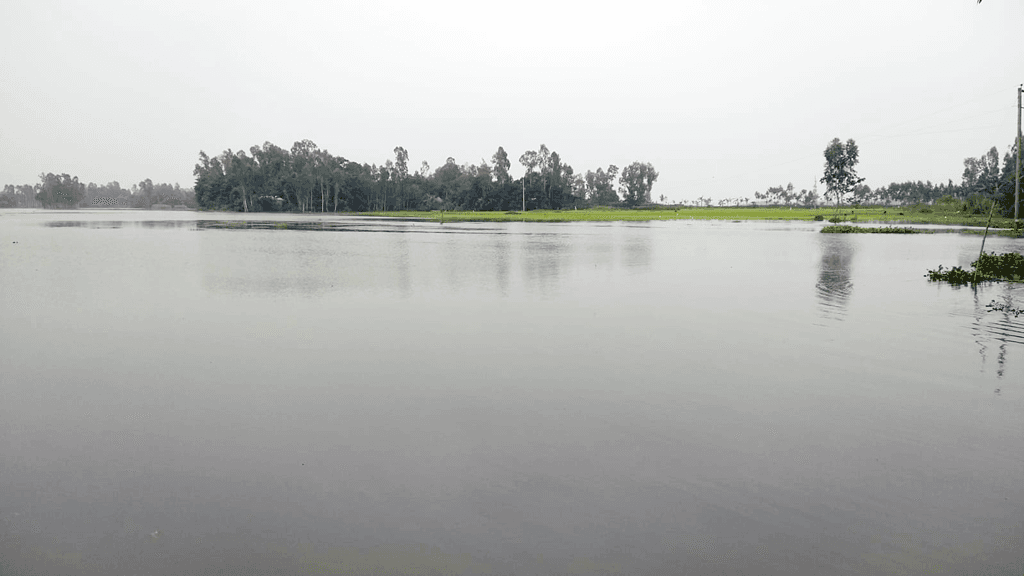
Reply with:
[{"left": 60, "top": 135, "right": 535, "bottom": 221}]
[{"left": 2, "top": 0, "right": 1022, "bottom": 203}]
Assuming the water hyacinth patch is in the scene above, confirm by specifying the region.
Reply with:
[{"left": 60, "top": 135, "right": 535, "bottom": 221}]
[
  {"left": 927, "top": 251, "right": 1024, "bottom": 285},
  {"left": 821, "top": 225, "right": 926, "bottom": 234}
]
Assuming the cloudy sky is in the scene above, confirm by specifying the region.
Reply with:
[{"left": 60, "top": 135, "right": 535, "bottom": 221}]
[{"left": 1, "top": 0, "right": 1021, "bottom": 202}]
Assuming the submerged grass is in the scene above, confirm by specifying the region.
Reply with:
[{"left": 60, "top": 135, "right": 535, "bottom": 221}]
[
  {"left": 360, "top": 207, "right": 837, "bottom": 222},
  {"left": 359, "top": 206, "right": 1023, "bottom": 230}
]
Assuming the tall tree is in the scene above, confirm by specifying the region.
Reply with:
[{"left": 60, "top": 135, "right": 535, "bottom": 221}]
[
  {"left": 519, "top": 150, "right": 539, "bottom": 188},
  {"left": 586, "top": 165, "right": 620, "bottom": 205},
  {"left": 35, "top": 173, "right": 85, "bottom": 208},
  {"left": 820, "top": 138, "right": 865, "bottom": 213},
  {"left": 492, "top": 146, "right": 511, "bottom": 188},
  {"left": 290, "top": 140, "right": 320, "bottom": 212},
  {"left": 619, "top": 162, "right": 659, "bottom": 207}
]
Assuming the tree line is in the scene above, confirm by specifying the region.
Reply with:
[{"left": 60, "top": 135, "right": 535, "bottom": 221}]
[
  {"left": 754, "top": 139, "right": 1021, "bottom": 216},
  {"left": 0, "top": 175, "right": 195, "bottom": 209},
  {"left": 191, "top": 141, "right": 659, "bottom": 212}
]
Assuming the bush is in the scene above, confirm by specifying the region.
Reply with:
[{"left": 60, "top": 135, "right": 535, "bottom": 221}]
[
  {"left": 937, "top": 195, "right": 965, "bottom": 211},
  {"left": 964, "top": 194, "right": 994, "bottom": 215}
]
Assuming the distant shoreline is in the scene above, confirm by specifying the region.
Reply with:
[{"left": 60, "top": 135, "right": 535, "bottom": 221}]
[
  {"left": 4, "top": 205, "right": 1020, "bottom": 232},
  {"left": 355, "top": 206, "right": 1022, "bottom": 228}
]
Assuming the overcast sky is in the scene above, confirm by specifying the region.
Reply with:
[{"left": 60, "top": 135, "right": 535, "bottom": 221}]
[{"left": 2, "top": 0, "right": 1022, "bottom": 202}]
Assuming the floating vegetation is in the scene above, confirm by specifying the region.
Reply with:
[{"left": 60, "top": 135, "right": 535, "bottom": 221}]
[
  {"left": 973, "top": 251, "right": 1024, "bottom": 281},
  {"left": 986, "top": 300, "right": 1024, "bottom": 317},
  {"left": 927, "top": 251, "right": 1024, "bottom": 285},
  {"left": 926, "top": 265, "right": 974, "bottom": 284},
  {"left": 821, "top": 225, "right": 926, "bottom": 234},
  {"left": 958, "top": 227, "right": 1024, "bottom": 238}
]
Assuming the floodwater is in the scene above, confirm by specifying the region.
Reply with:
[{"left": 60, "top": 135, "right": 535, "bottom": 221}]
[{"left": 1, "top": 210, "right": 1022, "bottom": 576}]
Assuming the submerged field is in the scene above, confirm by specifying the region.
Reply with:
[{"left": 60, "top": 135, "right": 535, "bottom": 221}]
[{"left": 362, "top": 205, "right": 1022, "bottom": 228}]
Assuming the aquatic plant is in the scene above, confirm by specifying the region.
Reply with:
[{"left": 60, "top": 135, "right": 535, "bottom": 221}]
[
  {"left": 821, "top": 225, "right": 924, "bottom": 234},
  {"left": 927, "top": 251, "right": 1024, "bottom": 285},
  {"left": 973, "top": 251, "right": 1024, "bottom": 281},
  {"left": 986, "top": 300, "right": 1024, "bottom": 317},
  {"left": 926, "top": 265, "right": 974, "bottom": 285}
]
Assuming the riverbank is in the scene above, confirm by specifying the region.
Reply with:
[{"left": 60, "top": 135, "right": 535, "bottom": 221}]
[{"left": 360, "top": 206, "right": 1022, "bottom": 228}]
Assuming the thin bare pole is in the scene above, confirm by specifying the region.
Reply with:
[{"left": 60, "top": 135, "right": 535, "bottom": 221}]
[
  {"left": 1015, "top": 84, "right": 1021, "bottom": 225},
  {"left": 975, "top": 187, "right": 999, "bottom": 284}
]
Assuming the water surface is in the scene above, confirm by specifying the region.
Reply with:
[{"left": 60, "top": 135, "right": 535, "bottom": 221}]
[{"left": 1, "top": 210, "right": 1022, "bottom": 575}]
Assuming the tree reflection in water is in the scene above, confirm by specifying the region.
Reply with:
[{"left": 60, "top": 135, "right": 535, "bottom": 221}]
[
  {"left": 973, "top": 284, "right": 1024, "bottom": 379},
  {"left": 816, "top": 235, "right": 854, "bottom": 320}
]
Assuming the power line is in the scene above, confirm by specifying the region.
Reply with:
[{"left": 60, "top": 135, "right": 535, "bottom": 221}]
[
  {"left": 857, "top": 85, "right": 1010, "bottom": 138},
  {"left": 865, "top": 122, "right": 1008, "bottom": 140},
  {"left": 673, "top": 84, "right": 1020, "bottom": 196},
  {"left": 862, "top": 107, "right": 1011, "bottom": 140}
]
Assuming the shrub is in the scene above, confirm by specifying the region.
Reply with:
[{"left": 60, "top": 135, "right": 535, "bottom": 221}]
[{"left": 964, "top": 194, "right": 994, "bottom": 215}]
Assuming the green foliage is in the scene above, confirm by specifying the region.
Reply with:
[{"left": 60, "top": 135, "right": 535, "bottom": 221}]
[
  {"left": 796, "top": 140, "right": 1017, "bottom": 211},
  {"left": 937, "top": 195, "right": 964, "bottom": 209},
  {"left": 964, "top": 193, "right": 995, "bottom": 215},
  {"left": 820, "top": 138, "right": 865, "bottom": 211},
  {"left": 188, "top": 141, "right": 616, "bottom": 213},
  {"left": 1, "top": 184, "right": 41, "bottom": 208},
  {"left": 359, "top": 206, "right": 1023, "bottom": 225},
  {"left": 619, "top": 162, "right": 659, "bottom": 207},
  {"left": 755, "top": 182, "right": 819, "bottom": 207},
  {"left": 926, "top": 265, "right": 974, "bottom": 285},
  {"left": 821, "top": 225, "right": 924, "bottom": 234},
  {"left": 973, "top": 251, "right": 1024, "bottom": 281},
  {"left": 585, "top": 165, "right": 620, "bottom": 206},
  {"left": 927, "top": 251, "right": 1024, "bottom": 284},
  {"left": 35, "top": 173, "right": 85, "bottom": 208}
]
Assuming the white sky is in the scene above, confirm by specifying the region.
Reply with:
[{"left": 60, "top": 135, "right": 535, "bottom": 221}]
[{"left": 1, "top": 0, "right": 1022, "bottom": 202}]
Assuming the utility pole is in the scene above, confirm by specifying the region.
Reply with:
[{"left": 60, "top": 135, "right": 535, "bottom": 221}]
[
  {"left": 522, "top": 179, "right": 526, "bottom": 212},
  {"left": 1016, "top": 84, "right": 1021, "bottom": 224}
]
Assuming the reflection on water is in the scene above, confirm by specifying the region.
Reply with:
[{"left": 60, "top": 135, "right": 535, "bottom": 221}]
[
  {"left": 815, "top": 235, "right": 854, "bottom": 320},
  {"left": 46, "top": 220, "right": 197, "bottom": 229},
  {"left": 493, "top": 235, "right": 511, "bottom": 297},
  {"left": 521, "top": 235, "right": 570, "bottom": 297},
  {"left": 193, "top": 219, "right": 497, "bottom": 235},
  {"left": 621, "top": 223, "right": 653, "bottom": 270},
  {"left": 972, "top": 285, "right": 1024, "bottom": 379},
  {"left": 194, "top": 220, "right": 653, "bottom": 299}
]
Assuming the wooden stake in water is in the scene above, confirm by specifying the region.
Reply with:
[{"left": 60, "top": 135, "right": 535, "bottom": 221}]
[{"left": 974, "top": 192, "right": 998, "bottom": 284}]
